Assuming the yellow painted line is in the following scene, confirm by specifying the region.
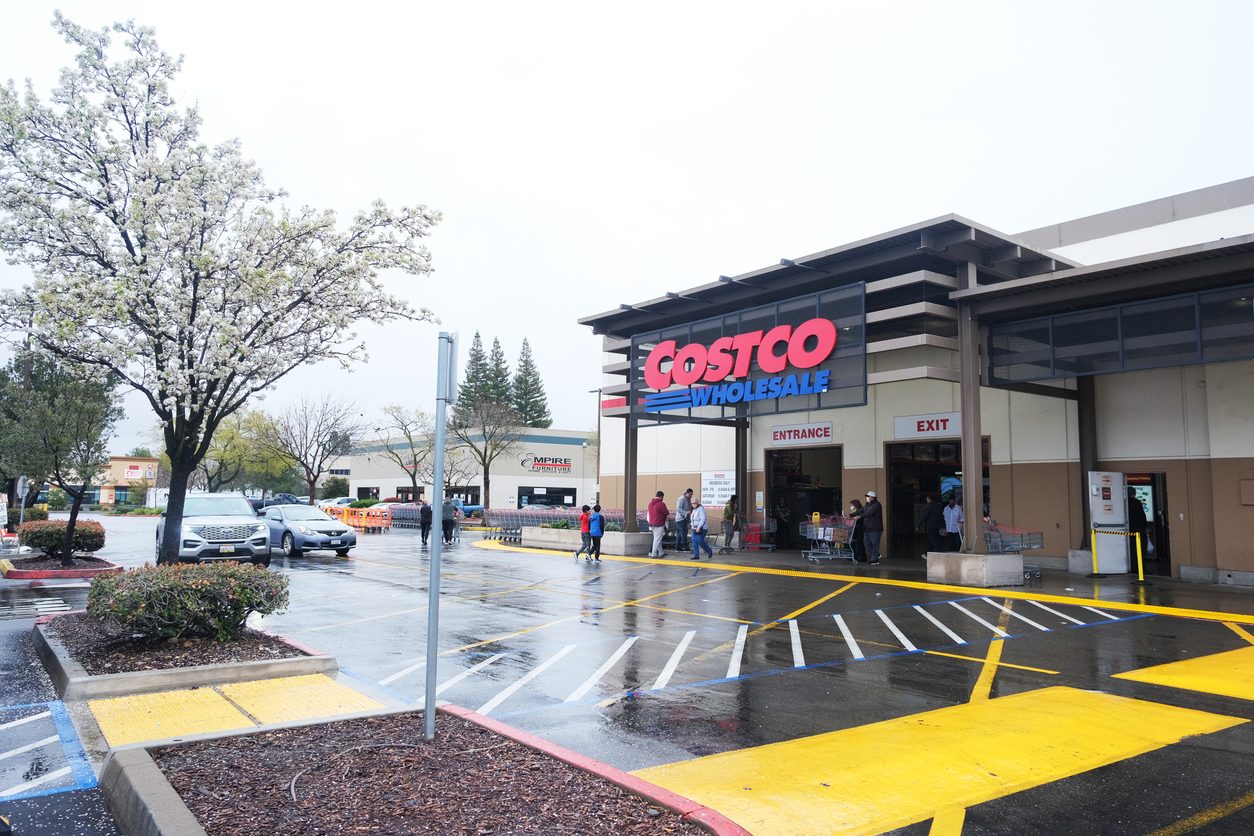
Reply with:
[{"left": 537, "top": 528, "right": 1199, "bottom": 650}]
[
  {"left": 1145, "top": 786, "right": 1254, "bottom": 836},
  {"left": 1112, "top": 645, "right": 1254, "bottom": 702},
  {"left": 632, "top": 686, "right": 1246, "bottom": 836},
  {"left": 970, "top": 603, "right": 1014, "bottom": 702},
  {"left": 90, "top": 688, "right": 252, "bottom": 748},
  {"left": 288, "top": 606, "right": 426, "bottom": 634},
  {"left": 929, "top": 805, "right": 966, "bottom": 835},
  {"left": 634, "top": 604, "right": 754, "bottom": 625},
  {"left": 219, "top": 674, "right": 383, "bottom": 724},
  {"left": 473, "top": 539, "right": 1254, "bottom": 625},
  {"left": 923, "top": 650, "right": 1058, "bottom": 675},
  {"left": 1225, "top": 622, "right": 1254, "bottom": 645}
]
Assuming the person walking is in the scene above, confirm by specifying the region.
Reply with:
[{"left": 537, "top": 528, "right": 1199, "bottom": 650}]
[
  {"left": 574, "top": 504, "right": 592, "bottom": 560},
  {"left": 675, "top": 488, "right": 693, "bottom": 552},
  {"left": 849, "top": 491, "right": 883, "bottom": 564},
  {"left": 418, "top": 500, "right": 433, "bottom": 546},
  {"left": 773, "top": 496, "right": 793, "bottom": 549},
  {"left": 647, "top": 490, "right": 669, "bottom": 557},
  {"left": 846, "top": 498, "right": 866, "bottom": 563},
  {"left": 689, "top": 497, "right": 713, "bottom": 560},
  {"left": 587, "top": 504, "right": 604, "bottom": 562},
  {"left": 943, "top": 495, "right": 964, "bottom": 551},
  {"left": 923, "top": 494, "right": 946, "bottom": 555},
  {"left": 441, "top": 495, "right": 456, "bottom": 545},
  {"left": 721, "top": 494, "right": 740, "bottom": 552}
]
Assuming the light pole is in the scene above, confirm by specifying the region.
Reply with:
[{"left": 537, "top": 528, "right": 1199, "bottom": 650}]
[{"left": 587, "top": 388, "right": 601, "bottom": 504}]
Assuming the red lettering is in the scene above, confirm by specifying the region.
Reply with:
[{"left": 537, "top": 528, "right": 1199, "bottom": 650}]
[
  {"left": 672, "top": 342, "right": 707, "bottom": 386},
  {"left": 729, "top": 331, "right": 764, "bottom": 378},
  {"left": 644, "top": 340, "right": 677, "bottom": 390},
  {"left": 917, "top": 420, "right": 926, "bottom": 432},
  {"left": 788, "top": 318, "right": 838, "bottom": 369},
  {"left": 703, "top": 336, "right": 736, "bottom": 383},
  {"left": 758, "top": 325, "right": 792, "bottom": 374}
]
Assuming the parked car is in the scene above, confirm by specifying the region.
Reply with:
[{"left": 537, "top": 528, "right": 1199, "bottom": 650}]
[
  {"left": 263, "top": 504, "right": 356, "bottom": 557},
  {"left": 247, "top": 493, "right": 302, "bottom": 512},
  {"left": 155, "top": 493, "right": 271, "bottom": 566},
  {"left": 317, "top": 496, "right": 354, "bottom": 510}
]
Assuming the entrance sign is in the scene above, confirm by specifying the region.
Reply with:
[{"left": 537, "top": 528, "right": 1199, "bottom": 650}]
[
  {"left": 770, "top": 421, "right": 832, "bottom": 446},
  {"left": 701, "top": 471, "right": 736, "bottom": 507},
  {"left": 894, "top": 412, "right": 961, "bottom": 439}
]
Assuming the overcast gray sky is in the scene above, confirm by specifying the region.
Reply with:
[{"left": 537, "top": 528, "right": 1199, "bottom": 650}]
[{"left": 2, "top": 1, "right": 1252, "bottom": 453}]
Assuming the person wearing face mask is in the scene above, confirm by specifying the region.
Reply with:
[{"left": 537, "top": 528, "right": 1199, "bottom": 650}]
[{"left": 846, "top": 498, "right": 865, "bottom": 563}]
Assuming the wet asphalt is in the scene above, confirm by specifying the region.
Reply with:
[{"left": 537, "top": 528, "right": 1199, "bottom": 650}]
[{"left": 5, "top": 513, "right": 1254, "bottom": 834}]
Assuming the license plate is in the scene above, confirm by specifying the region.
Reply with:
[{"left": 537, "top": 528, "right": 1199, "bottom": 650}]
[
  {"left": 219, "top": 545, "right": 235, "bottom": 554},
  {"left": 330, "top": 539, "right": 341, "bottom": 546}
]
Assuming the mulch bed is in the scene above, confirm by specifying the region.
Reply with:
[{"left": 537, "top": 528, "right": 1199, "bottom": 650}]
[
  {"left": 153, "top": 712, "right": 707, "bottom": 835},
  {"left": 45, "top": 612, "right": 306, "bottom": 675},
  {"left": 6, "top": 555, "right": 114, "bottom": 571}
]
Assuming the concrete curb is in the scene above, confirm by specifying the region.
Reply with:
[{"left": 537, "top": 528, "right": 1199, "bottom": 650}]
[
  {"left": 33, "top": 615, "right": 337, "bottom": 700},
  {"left": 2, "top": 557, "right": 124, "bottom": 579},
  {"left": 441, "top": 703, "right": 751, "bottom": 836},
  {"left": 100, "top": 748, "right": 208, "bottom": 836}
]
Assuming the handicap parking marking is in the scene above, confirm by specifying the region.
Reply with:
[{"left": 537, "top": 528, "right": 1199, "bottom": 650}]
[
  {"left": 631, "top": 686, "right": 1249, "bottom": 836},
  {"left": 0, "top": 701, "right": 95, "bottom": 801}
]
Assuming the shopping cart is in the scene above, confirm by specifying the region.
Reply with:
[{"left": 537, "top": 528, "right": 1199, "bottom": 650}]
[
  {"left": 801, "top": 517, "right": 856, "bottom": 565},
  {"left": 982, "top": 523, "right": 1044, "bottom": 554},
  {"left": 740, "top": 520, "right": 777, "bottom": 552}
]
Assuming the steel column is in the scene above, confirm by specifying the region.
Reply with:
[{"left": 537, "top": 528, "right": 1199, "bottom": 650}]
[{"left": 957, "top": 263, "right": 985, "bottom": 553}]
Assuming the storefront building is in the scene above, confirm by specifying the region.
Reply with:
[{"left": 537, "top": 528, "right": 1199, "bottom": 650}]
[
  {"left": 580, "top": 178, "right": 1254, "bottom": 585},
  {"left": 338, "top": 428, "right": 597, "bottom": 509}
]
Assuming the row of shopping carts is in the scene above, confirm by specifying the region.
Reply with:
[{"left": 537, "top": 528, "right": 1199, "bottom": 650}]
[{"left": 800, "top": 516, "right": 857, "bottom": 565}]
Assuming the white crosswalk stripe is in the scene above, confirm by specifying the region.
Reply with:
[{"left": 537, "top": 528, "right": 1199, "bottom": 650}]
[
  {"left": 1082, "top": 605, "right": 1120, "bottom": 620},
  {"left": 0, "top": 711, "right": 51, "bottom": 732},
  {"left": 1026, "top": 599, "right": 1088, "bottom": 625},
  {"left": 788, "top": 619, "right": 806, "bottom": 667},
  {"left": 477, "top": 645, "right": 575, "bottom": 715},
  {"left": 726, "top": 625, "right": 749, "bottom": 678},
  {"left": 565, "top": 637, "right": 639, "bottom": 702},
  {"left": 875, "top": 609, "right": 917, "bottom": 652},
  {"left": 948, "top": 601, "right": 1010, "bottom": 637},
  {"left": 980, "top": 597, "right": 1051, "bottom": 632},
  {"left": 0, "top": 766, "right": 72, "bottom": 798},
  {"left": 913, "top": 605, "right": 968, "bottom": 645},
  {"left": 651, "top": 631, "right": 695, "bottom": 691},
  {"left": 833, "top": 614, "right": 864, "bottom": 659}
]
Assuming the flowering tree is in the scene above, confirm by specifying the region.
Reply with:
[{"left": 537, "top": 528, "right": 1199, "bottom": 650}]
[{"left": 0, "top": 17, "right": 440, "bottom": 561}]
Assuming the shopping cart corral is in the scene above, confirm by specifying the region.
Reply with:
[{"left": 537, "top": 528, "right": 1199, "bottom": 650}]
[
  {"left": 741, "top": 520, "right": 777, "bottom": 552},
  {"left": 982, "top": 523, "right": 1044, "bottom": 555},
  {"left": 801, "top": 517, "right": 856, "bottom": 564}
]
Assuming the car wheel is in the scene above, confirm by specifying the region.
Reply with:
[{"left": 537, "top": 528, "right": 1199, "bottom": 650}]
[
  {"left": 253, "top": 555, "right": 271, "bottom": 568},
  {"left": 282, "top": 533, "right": 301, "bottom": 557},
  {"left": 335, "top": 548, "right": 350, "bottom": 556}
]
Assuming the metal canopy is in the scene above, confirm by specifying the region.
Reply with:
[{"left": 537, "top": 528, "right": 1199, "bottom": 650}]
[{"left": 579, "top": 215, "right": 1075, "bottom": 341}]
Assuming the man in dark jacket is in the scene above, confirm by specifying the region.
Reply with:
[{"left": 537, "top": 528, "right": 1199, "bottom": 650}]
[
  {"left": 923, "top": 494, "right": 946, "bottom": 554},
  {"left": 849, "top": 490, "right": 883, "bottom": 564},
  {"left": 419, "top": 501, "right": 433, "bottom": 546}
]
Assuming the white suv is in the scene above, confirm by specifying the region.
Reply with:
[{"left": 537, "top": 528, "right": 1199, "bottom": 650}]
[{"left": 156, "top": 493, "right": 272, "bottom": 566}]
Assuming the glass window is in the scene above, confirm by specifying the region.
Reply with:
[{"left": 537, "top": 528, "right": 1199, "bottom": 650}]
[
  {"left": 1201, "top": 286, "right": 1254, "bottom": 362},
  {"left": 989, "top": 318, "right": 1052, "bottom": 383},
  {"left": 1121, "top": 296, "right": 1200, "bottom": 370},
  {"left": 1052, "top": 309, "right": 1120, "bottom": 376}
]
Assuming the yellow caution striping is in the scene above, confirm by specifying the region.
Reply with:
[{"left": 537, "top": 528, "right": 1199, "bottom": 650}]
[
  {"left": 90, "top": 688, "right": 253, "bottom": 748},
  {"left": 89, "top": 674, "right": 386, "bottom": 747},
  {"left": 632, "top": 686, "right": 1246, "bottom": 836},
  {"left": 218, "top": 674, "right": 383, "bottom": 725},
  {"left": 472, "top": 539, "right": 1254, "bottom": 625},
  {"left": 1225, "top": 622, "right": 1254, "bottom": 645},
  {"left": 1112, "top": 645, "right": 1254, "bottom": 702}
]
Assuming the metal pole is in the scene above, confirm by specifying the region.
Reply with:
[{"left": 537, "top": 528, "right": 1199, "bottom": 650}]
[{"left": 424, "top": 332, "right": 456, "bottom": 741}]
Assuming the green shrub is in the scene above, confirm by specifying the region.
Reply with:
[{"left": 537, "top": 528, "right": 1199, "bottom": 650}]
[
  {"left": 605, "top": 521, "right": 623, "bottom": 532},
  {"left": 46, "top": 490, "right": 68, "bottom": 510},
  {"left": 541, "top": 519, "right": 572, "bottom": 529},
  {"left": 87, "top": 562, "right": 290, "bottom": 642},
  {"left": 349, "top": 499, "right": 380, "bottom": 508},
  {"left": 6, "top": 507, "right": 48, "bottom": 527},
  {"left": 19, "top": 520, "right": 105, "bottom": 556}
]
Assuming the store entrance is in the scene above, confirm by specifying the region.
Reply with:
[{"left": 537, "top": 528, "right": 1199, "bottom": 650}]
[
  {"left": 765, "top": 446, "right": 842, "bottom": 550},
  {"left": 886, "top": 440, "right": 989, "bottom": 559},
  {"left": 1126, "top": 472, "right": 1171, "bottom": 575}
]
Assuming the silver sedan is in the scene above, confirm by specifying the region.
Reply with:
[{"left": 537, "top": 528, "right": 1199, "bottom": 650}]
[{"left": 263, "top": 504, "right": 357, "bottom": 557}]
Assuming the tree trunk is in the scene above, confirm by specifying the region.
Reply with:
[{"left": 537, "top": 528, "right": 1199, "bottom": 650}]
[
  {"left": 307, "top": 476, "right": 317, "bottom": 503},
  {"left": 482, "top": 466, "right": 491, "bottom": 512},
  {"left": 61, "top": 484, "right": 86, "bottom": 568},
  {"left": 159, "top": 456, "right": 197, "bottom": 564}
]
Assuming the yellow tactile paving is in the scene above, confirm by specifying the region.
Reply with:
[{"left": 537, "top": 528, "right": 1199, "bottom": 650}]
[
  {"left": 218, "top": 673, "right": 384, "bottom": 724},
  {"left": 1113, "top": 644, "right": 1254, "bottom": 702},
  {"left": 90, "top": 688, "right": 252, "bottom": 747},
  {"left": 632, "top": 686, "right": 1246, "bottom": 836}
]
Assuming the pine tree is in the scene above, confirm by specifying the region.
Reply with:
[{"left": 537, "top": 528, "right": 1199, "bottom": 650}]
[
  {"left": 484, "top": 338, "right": 512, "bottom": 404},
  {"left": 512, "top": 339, "right": 552, "bottom": 428},
  {"left": 453, "top": 332, "right": 489, "bottom": 426}
]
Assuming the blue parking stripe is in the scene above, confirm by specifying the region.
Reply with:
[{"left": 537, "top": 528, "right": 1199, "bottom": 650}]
[{"left": 47, "top": 701, "right": 95, "bottom": 789}]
